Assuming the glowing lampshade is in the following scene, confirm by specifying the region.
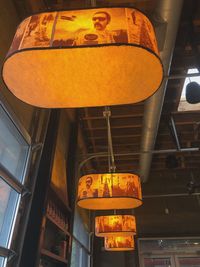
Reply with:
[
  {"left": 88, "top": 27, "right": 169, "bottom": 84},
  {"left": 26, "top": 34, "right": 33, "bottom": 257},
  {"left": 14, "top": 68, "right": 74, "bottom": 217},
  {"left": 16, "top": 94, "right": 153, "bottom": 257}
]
[
  {"left": 95, "top": 215, "right": 136, "bottom": 237},
  {"left": 104, "top": 236, "right": 134, "bottom": 251},
  {"left": 77, "top": 173, "right": 142, "bottom": 210},
  {"left": 2, "top": 7, "right": 163, "bottom": 108}
]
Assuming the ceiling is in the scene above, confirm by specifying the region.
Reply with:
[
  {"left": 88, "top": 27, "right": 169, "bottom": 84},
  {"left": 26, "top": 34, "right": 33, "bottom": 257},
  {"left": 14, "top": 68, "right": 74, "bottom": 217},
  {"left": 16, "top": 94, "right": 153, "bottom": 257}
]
[{"left": 12, "top": 0, "right": 200, "bottom": 236}]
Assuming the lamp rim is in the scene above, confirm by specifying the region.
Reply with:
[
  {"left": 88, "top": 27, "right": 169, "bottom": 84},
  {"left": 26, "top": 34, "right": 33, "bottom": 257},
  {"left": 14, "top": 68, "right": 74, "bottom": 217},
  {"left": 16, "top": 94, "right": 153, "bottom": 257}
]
[
  {"left": 2, "top": 43, "right": 164, "bottom": 108},
  {"left": 78, "top": 172, "right": 141, "bottom": 178},
  {"left": 10, "top": 5, "right": 152, "bottom": 25},
  {"left": 104, "top": 247, "right": 134, "bottom": 251},
  {"left": 95, "top": 214, "right": 136, "bottom": 218},
  {"left": 77, "top": 196, "right": 143, "bottom": 209},
  {"left": 96, "top": 230, "right": 136, "bottom": 236},
  {"left": 3, "top": 41, "right": 163, "bottom": 66}
]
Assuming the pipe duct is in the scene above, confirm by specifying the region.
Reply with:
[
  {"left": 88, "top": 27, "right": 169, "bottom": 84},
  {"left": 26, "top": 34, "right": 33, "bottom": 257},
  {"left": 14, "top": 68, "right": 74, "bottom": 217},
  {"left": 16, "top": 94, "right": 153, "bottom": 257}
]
[{"left": 139, "top": 0, "right": 183, "bottom": 182}]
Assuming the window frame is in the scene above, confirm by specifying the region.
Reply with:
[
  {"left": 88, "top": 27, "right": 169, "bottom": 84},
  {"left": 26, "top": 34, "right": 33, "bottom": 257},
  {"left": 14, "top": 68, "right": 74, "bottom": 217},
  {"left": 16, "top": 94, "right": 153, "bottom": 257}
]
[{"left": 0, "top": 95, "right": 32, "bottom": 266}]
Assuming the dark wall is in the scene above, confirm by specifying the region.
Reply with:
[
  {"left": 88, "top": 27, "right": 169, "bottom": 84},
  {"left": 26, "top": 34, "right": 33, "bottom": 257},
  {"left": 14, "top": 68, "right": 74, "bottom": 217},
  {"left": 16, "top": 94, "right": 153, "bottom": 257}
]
[{"left": 93, "top": 236, "right": 138, "bottom": 267}]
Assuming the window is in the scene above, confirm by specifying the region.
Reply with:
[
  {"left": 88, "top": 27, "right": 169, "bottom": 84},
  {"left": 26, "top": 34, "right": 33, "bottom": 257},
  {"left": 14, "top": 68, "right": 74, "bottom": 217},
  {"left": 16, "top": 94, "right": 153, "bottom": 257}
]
[
  {"left": 0, "top": 104, "right": 30, "bottom": 266},
  {"left": 0, "top": 259, "right": 5, "bottom": 267},
  {"left": 138, "top": 238, "right": 200, "bottom": 267},
  {"left": 178, "top": 68, "right": 200, "bottom": 112},
  {"left": 71, "top": 208, "right": 90, "bottom": 267}
]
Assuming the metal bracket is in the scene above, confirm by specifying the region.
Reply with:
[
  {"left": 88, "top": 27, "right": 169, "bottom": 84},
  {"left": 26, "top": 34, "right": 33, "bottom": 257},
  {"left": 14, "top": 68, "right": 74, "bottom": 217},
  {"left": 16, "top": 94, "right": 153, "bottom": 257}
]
[
  {"left": 21, "top": 187, "right": 32, "bottom": 198},
  {"left": 31, "top": 142, "right": 43, "bottom": 152},
  {"left": 0, "top": 247, "right": 17, "bottom": 262},
  {"left": 103, "top": 109, "right": 111, "bottom": 118}
]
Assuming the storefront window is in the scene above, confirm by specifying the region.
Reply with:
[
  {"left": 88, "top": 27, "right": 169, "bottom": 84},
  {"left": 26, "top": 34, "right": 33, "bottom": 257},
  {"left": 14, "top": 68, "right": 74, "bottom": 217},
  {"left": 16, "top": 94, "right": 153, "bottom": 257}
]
[
  {"left": 0, "top": 103, "right": 30, "bottom": 266},
  {"left": 0, "top": 179, "right": 20, "bottom": 248},
  {"left": 0, "top": 106, "right": 29, "bottom": 183}
]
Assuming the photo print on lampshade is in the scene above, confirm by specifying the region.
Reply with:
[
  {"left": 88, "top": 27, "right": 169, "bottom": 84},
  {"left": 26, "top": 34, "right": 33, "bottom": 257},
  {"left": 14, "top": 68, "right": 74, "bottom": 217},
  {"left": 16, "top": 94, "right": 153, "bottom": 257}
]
[
  {"left": 104, "top": 235, "right": 135, "bottom": 251},
  {"left": 95, "top": 215, "right": 136, "bottom": 237},
  {"left": 77, "top": 173, "right": 142, "bottom": 210},
  {"left": 3, "top": 7, "right": 163, "bottom": 108}
]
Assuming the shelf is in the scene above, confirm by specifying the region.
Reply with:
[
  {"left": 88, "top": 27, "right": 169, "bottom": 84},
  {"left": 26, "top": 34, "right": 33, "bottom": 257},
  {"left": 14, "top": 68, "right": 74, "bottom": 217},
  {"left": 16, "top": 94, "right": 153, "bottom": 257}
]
[
  {"left": 46, "top": 214, "right": 71, "bottom": 237},
  {"left": 41, "top": 248, "right": 68, "bottom": 264},
  {"left": 49, "top": 186, "right": 72, "bottom": 214}
]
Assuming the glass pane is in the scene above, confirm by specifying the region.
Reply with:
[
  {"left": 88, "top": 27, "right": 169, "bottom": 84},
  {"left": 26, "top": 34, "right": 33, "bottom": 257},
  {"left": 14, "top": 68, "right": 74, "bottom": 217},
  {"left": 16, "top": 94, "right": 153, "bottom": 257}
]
[
  {"left": 71, "top": 240, "right": 81, "bottom": 267},
  {"left": 0, "top": 105, "right": 29, "bottom": 182},
  {"left": 0, "top": 178, "right": 20, "bottom": 247},
  {"left": 178, "top": 257, "right": 200, "bottom": 267},
  {"left": 139, "top": 239, "right": 200, "bottom": 254},
  {"left": 144, "top": 258, "right": 172, "bottom": 267},
  {"left": 0, "top": 257, "right": 5, "bottom": 267},
  {"left": 73, "top": 208, "right": 89, "bottom": 249},
  {"left": 82, "top": 250, "right": 89, "bottom": 267}
]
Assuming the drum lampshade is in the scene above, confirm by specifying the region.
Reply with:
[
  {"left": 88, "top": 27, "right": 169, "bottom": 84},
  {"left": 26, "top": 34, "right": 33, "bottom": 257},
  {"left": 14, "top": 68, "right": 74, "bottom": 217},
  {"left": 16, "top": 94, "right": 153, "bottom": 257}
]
[
  {"left": 2, "top": 7, "right": 163, "bottom": 108},
  {"left": 104, "top": 235, "right": 134, "bottom": 251},
  {"left": 77, "top": 173, "right": 142, "bottom": 210},
  {"left": 95, "top": 215, "right": 136, "bottom": 237}
]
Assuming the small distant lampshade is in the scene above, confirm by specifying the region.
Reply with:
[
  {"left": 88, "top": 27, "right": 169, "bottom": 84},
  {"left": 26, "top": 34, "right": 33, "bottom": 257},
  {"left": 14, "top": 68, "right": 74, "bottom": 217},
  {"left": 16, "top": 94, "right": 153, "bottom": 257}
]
[
  {"left": 95, "top": 215, "right": 136, "bottom": 237},
  {"left": 77, "top": 173, "right": 142, "bottom": 210},
  {"left": 186, "top": 82, "right": 200, "bottom": 104},
  {"left": 104, "top": 236, "right": 135, "bottom": 251},
  {"left": 2, "top": 7, "right": 163, "bottom": 108}
]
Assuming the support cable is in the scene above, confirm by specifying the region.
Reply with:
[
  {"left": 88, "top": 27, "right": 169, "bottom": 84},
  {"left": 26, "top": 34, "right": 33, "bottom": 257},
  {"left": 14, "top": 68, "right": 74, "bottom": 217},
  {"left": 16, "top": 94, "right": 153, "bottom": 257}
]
[{"left": 103, "top": 107, "right": 116, "bottom": 173}]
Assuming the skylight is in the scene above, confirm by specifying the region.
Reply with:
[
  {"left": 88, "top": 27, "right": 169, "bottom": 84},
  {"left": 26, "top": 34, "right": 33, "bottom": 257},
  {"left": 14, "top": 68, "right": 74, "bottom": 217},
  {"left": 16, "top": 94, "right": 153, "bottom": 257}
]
[{"left": 178, "top": 68, "right": 200, "bottom": 111}]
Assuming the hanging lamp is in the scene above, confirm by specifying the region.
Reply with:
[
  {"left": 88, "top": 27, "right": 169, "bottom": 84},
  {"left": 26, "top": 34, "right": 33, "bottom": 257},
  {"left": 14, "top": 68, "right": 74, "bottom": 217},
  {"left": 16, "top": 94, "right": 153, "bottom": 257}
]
[
  {"left": 2, "top": 7, "right": 163, "bottom": 108},
  {"left": 95, "top": 215, "right": 136, "bottom": 237},
  {"left": 104, "top": 235, "right": 135, "bottom": 251},
  {"left": 77, "top": 108, "right": 142, "bottom": 210},
  {"left": 77, "top": 173, "right": 142, "bottom": 210}
]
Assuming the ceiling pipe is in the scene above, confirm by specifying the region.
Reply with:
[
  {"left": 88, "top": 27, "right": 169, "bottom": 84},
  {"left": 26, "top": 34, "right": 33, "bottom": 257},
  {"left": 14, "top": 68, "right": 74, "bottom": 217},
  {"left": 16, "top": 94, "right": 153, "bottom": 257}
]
[{"left": 139, "top": 0, "right": 183, "bottom": 183}]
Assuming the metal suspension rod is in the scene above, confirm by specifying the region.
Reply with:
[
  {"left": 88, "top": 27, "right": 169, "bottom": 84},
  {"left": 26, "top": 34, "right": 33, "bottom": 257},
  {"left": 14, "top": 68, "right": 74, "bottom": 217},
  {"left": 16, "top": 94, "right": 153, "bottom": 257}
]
[
  {"left": 170, "top": 116, "right": 181, "bottom": 150},
  {"left": 90, "top": 0, "right": 96, "bottom": 7},
  {"left": 143, "top": 192, "right": 200, "bottom": 198},
  {"left": 103, "top": 107, "right": 116, "bottom": 172},
  {"left": 167, "top": 72, "right": 200, "bottom": 80}
]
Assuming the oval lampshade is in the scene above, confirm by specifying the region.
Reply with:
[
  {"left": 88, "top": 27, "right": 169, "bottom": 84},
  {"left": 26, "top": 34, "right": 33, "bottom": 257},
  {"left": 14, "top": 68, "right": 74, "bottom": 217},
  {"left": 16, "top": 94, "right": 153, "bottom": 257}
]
[
  {"left": 2, "top": 7, "right": 163, "bottom": 108},
  {"left": 77, "top": 173, "right": 142, "bottom": 210},
  {"left": 95, "top": 215, "right": 136, "bottom": 237},
  {"left": 104, "top": 236, "right": 134, "bottom": 251}
]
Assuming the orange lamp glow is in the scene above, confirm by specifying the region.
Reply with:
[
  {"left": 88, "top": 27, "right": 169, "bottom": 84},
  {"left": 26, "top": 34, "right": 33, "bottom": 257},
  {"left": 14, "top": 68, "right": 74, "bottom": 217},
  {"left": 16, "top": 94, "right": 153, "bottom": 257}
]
[
  {"left": 2, "top": 7, "right": 163, "bottom": 108},
  {"left": 104, "top": 236, "right": 135, "bottom": 251},
  {"left": 95, "top": 215, "right": 136, "bottom": 237},
  {"left": 77, "top": 173, "right": 142, "bottom": 210}
]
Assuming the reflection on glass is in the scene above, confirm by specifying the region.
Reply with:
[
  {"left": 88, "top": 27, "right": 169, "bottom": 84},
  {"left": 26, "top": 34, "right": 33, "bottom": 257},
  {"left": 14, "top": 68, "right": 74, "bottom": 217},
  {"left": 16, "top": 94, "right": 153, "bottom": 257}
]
[
  {"left": 73, "top": 208, "right": 89, "bottom": 249},
  {"left": 139, "top": 239, "right": 200, "bottom": 253},
  {"left": 178, "top": 257, "right": 200, "bottom": 267},
  {"left": 0, "top": 257, "right": 5, "bottom": 267},
  {"left": 82, "top": 248, "right": 89, "bottom": 267},
  {"left": 0, "top": 178, "right": 19, "bottom": 247},
  {"left": 71, "top": 239, "right": 81, "bottom": 267},
  {"left": 144, "top": 258, "right": 171, "bottom": 267},
  {"left": 0, "top": 106, "right": 29, "bottom": 182}
]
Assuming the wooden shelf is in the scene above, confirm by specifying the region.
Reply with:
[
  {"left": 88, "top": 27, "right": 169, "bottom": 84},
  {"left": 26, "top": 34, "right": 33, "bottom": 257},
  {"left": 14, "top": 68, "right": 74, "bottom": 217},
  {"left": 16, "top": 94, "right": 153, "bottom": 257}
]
[
  {"left": 41, "top": 248, "right": 68, "bottom": 264},
  {"left": 49, "top": 186, "right": 72, "bottom": 214},
  {"left": 46, "top": 214, "right": 71, "bottom": 237}
]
